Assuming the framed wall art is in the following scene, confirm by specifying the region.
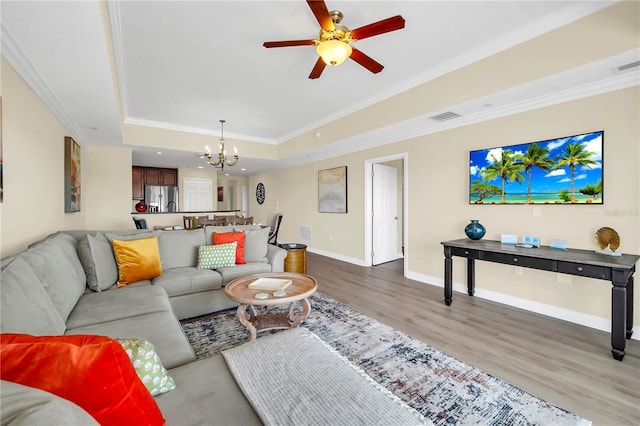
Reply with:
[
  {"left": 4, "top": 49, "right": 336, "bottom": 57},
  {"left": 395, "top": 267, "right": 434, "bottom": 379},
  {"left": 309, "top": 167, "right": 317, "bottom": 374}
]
[
  {"left": 217, "top": 186, "right": 224, "bottom": 202},
  {"left": 64, "top": 136, "right": 81, "bottom": 212},
  {"left": 318, "top": 166, "right": 347, "bottom": 213}
]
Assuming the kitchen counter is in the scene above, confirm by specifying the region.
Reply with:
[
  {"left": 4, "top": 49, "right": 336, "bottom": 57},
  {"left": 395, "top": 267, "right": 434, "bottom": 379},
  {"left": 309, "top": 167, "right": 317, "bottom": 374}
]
[
  {"left": 131, "top": 210, "right": 240, "bottom": 215},
  {"left": 129, "top": 210, "right": 242, "bottom": 230}
]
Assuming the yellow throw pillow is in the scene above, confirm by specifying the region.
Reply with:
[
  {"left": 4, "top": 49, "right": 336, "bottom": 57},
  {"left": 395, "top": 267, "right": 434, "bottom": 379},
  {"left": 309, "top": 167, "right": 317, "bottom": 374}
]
[{"left": 111, "top": 236, "right": 162, "bottom": 287}]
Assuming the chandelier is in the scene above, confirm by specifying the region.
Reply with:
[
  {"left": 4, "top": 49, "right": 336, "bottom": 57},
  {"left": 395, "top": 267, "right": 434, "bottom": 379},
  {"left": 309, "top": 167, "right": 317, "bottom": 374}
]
[{"left": 204, "top": 119, "right": 238, "bottom": 170}]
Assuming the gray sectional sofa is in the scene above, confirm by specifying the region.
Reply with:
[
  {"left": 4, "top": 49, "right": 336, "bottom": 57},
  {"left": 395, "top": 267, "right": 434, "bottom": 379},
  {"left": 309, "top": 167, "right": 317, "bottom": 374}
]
[{"left": 0, "top": 225, "right": 286, "bottom": 424}]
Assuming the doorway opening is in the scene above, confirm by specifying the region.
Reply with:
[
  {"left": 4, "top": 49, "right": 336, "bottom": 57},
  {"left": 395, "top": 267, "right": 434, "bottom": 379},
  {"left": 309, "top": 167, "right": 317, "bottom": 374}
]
[{"left": 364, "top": 153, "right": 407, "bottom": 274}]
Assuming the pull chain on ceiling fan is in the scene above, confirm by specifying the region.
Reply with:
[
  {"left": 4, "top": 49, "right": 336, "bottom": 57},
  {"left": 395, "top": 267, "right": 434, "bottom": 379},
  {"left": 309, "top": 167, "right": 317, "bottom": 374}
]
[{"left": 263, "top": 0, "right": 405, "bottom": 79}]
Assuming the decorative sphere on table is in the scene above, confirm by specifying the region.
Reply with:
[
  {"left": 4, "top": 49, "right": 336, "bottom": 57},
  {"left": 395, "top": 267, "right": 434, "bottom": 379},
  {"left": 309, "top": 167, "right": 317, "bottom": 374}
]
[{"left": 464, "top": 220, "right": 486, "bottom": 240}]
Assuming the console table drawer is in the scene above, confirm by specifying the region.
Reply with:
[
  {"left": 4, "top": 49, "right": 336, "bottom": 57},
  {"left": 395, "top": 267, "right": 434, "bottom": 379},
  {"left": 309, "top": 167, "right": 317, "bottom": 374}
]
[
  {"left": 450, "top": 247, "right": 480, "bottom": 258},
  {"left": 481, "top": 252, "right": 553, "bottom": 270},
  {"left": 557, "top": 262, "right": 609, "bottom": 279}
]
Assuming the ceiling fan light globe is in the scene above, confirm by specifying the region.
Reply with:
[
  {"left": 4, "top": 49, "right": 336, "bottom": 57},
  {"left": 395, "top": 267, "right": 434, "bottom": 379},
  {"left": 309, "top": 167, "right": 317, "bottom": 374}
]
[{"left": 317, "top": 40, "right": 352, "bottom": 66}]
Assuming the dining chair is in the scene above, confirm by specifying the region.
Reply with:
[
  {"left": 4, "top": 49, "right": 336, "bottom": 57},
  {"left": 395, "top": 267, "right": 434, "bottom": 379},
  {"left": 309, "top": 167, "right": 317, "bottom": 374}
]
[
  {"left": 183, "top": 215, "right": 207, "bottom": 230},
  {"left": 266, "top": 214, "right": 283, "bottom": 245},
  {"left": 198, "top": 217, "right": 226, "bottom": 227},
  {"left": 132, "top": 217, "right": 148, "bottom": 229}
]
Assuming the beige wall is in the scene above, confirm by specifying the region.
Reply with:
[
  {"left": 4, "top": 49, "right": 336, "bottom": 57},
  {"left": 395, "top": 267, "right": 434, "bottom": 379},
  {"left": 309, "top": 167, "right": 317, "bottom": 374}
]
[
  {"left": 1, "top": 58, "right": 86, "bottom": 255},
  {"left": 250, "top": 87, "right": 639, "bottom": 328},
  {"left": 1, "top": 58, "right": 136, "bottom": 256}
]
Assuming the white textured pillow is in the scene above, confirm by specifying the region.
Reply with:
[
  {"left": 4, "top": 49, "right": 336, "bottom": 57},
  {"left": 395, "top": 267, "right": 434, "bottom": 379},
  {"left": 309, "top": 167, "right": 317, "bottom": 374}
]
[{"left": 197, "top": 242, "right": 237, "bottom": 269}]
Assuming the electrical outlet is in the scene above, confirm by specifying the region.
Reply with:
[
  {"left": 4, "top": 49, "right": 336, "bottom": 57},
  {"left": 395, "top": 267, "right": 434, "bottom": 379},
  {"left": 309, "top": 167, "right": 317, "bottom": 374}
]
[
  {"left": 515, "top": 266, "right": 523, "bottom": 276},
  {"left": 557, "top": 273, "right": 572, "bottom": 284}
]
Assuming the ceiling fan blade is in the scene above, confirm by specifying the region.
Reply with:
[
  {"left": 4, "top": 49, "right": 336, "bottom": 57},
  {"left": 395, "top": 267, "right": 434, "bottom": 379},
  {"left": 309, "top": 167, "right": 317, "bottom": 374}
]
[
  {"left": 350, "top": 15, "right": 405, "bottom": 41},
  {"left": 306, "top": 0, "right": 334, "bottom": 31},
  {"left": 309, "top": 57, "right": 327, "bottom": 79},
  {"left": 350, "top": 48, "right": 384, "bottom": 74},
  {"left": 263, "top": 40, "right": 316, "bottom": 48}
]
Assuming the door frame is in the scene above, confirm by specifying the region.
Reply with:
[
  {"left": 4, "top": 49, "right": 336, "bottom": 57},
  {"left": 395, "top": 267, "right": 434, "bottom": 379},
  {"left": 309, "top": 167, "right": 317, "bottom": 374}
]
[{"left": 363, "top": 153, "right": 408, "bottom": 274}]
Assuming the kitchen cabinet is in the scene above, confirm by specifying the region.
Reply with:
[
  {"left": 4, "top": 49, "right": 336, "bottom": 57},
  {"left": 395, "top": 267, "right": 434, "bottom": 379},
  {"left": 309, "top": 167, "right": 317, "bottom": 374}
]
[
  {"left": 131, "top": 167, "right": 178, "bottom": 199},
  {"left": 132, "top": 167, "right": 145, "bottom": 200},
  {"left": 144, "top": 168, "right": 177, "bottom": 186}
]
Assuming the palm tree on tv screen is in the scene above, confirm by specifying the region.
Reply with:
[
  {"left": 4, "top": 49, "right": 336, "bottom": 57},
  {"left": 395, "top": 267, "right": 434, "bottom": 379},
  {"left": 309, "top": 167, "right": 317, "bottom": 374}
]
[
  {"left": 517, "top": 143, "right": 554, "bottom": 204},
  {"left": 480, "top": 149, "right": 525, "bottom": 203},
  {"left": 555, "top": 142, "right": 598, "bottom": 202}
]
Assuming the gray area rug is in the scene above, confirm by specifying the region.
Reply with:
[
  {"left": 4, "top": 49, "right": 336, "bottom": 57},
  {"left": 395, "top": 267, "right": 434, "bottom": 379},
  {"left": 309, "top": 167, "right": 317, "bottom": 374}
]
[{"left": 180, "top": 293, "right": 591, "bottom": 426}]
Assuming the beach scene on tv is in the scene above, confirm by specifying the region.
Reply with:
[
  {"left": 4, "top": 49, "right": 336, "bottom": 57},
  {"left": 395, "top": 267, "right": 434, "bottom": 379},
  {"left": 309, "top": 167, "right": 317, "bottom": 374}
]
[{"left": 469, "top": 130, "right": 603, "bottom": 204}]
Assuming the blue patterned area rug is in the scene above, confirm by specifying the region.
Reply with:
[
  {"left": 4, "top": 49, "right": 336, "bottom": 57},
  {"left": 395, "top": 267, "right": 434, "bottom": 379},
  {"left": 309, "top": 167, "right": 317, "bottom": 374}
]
[{"left": 180, "top": 293, "right": 591, "bottom": 426}]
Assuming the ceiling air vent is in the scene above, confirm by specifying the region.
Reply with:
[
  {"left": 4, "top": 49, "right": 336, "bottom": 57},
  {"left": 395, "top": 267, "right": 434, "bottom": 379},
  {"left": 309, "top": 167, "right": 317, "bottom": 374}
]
[
  {"left": 429, "top": 111, "right": 462, "bottom": 122},
  {"left": 613, "top": 60, "right": 640, "bottom": 74}
]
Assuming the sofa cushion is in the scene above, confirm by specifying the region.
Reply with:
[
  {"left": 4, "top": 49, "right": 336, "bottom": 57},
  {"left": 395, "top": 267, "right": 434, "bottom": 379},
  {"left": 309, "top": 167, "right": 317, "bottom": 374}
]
[
  {"left": 157, "top": 229, "right": 206, "bottom": 269},
  {"left": 0, "top": 257, "right": 66, "bottom": 335},
  {"left": 213, "top": 231, "right": 246, "bottom": 264},
  {"left": 65, "top": 311, "right": 196, "bottom": 370},
  {"left": 218, "top": 262, "right": 273, "bottom": 286},
  {"left": 152, "top": 267, "right": 223, "bottom": 297},
  {"left": 77, "top": 232, "right": 118, "bottom": 292},
  {"left": 31, "top": 232, "right": 87, "bottom": 287},
  {"left": 116, "top": 337, "right": 176, "bottom": 396},
  {"left": 0, "top": 334, "right": 165, "bottom": 426},
  {"left": 155, "top": 355, "right": 261, "bottom": 426},
  {"left": 65, "top": 285, "right": 172, "bottom": 329},
  {"left": 242, "top": 227, "right": 270, "bottom": 262},
  {"left": 1, "top": 380, "right": 99, "bottom": 425},
  {"left": 111, "top": 236, "right": 163, "bottom": 287},
  {"left": 17, "top": 239, "right": 85, "bottom": 322},
  {"left": 197, "top": 242, "right": 237, "bottom": 269}
]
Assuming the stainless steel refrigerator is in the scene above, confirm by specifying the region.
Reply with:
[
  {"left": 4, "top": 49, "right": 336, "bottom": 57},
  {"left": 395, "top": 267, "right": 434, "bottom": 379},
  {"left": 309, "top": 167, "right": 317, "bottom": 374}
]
[{"left": 145, "top": 185, "right": 179, "bottom": 212}]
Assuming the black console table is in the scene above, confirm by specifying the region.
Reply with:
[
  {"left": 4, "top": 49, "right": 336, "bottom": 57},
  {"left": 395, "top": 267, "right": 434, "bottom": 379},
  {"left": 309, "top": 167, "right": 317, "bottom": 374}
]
[{"left": 441, "top": 239, "right": 639, "bottom": 361}]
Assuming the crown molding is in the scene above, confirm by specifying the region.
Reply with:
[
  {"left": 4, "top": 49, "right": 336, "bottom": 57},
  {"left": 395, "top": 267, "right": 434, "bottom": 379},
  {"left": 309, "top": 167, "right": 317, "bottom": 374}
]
[
  {"left": 1, "top": 22, "right": 87, "bottom": 144},
  {"left": 277, "top": 71, "right": 638, "bottom": 170},
  {"left": 123, "top": 117, "right": 277, "bottom": 145}
]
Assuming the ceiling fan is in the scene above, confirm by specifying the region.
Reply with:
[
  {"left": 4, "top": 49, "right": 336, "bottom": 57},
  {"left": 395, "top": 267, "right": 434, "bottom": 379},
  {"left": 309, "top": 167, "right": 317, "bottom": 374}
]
[{"left": 263, "top": 0, "right": 405, "bottom": 79}]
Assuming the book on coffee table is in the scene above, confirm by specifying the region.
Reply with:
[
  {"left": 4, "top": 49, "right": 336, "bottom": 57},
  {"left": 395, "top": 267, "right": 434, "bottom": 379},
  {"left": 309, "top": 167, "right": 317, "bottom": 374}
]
[{"left": 248, "top": 278, "right": 292, "bottom": 291}]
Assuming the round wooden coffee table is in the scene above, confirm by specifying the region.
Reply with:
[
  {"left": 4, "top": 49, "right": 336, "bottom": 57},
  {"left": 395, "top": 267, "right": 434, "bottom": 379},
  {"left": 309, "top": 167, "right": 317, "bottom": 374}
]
[{"left": 224, "top": 272, "right": 318, "bottom": 342}]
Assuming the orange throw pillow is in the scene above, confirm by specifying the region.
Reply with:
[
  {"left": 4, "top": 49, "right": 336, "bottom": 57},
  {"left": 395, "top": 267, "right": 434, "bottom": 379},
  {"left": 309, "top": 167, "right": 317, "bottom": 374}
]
[
  {"left": 0, "top": 334, "right": 165, "bottom": 426},
  {"left": 213, "top": 232, "right": 245, "bottom": 264}
]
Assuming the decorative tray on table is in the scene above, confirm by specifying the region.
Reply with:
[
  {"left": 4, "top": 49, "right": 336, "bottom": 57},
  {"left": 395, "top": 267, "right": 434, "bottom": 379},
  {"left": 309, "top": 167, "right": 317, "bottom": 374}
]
[{"left": 248, "top": 278, "right": 292, "bottom": 292}]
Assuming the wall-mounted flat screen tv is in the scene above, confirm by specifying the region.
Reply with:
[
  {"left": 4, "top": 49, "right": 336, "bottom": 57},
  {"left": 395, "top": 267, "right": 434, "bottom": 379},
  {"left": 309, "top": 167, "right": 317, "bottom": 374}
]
[{"left": 469, "top": 130, "right": 603, "bottom": 205}]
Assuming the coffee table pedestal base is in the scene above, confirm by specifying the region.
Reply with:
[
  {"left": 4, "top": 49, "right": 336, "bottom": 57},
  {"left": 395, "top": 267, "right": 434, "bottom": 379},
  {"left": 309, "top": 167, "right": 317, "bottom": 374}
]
[{"left": 237, "top": 298, "right": 311, "bottom": 342}]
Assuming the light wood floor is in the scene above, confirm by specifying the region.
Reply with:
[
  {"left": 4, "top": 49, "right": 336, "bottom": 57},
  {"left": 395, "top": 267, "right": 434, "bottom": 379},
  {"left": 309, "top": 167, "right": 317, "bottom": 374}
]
[{"left": 306, "top": 252, "right": 640, "bottom": 426}]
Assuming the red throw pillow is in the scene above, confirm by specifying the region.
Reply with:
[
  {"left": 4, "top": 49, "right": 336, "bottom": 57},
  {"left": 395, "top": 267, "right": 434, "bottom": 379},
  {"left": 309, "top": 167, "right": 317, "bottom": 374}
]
[
  {"left": 0, "top": 334, "right": 165, "bottom": 426},
  {"left": 213, "top": 232, "right": 246, "bottom": 264}
]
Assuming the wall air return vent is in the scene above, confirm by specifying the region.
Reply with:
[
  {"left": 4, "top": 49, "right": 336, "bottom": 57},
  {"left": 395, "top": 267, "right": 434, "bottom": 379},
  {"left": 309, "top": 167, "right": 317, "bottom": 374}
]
[
  {"left": 613, "top": 60, "right": 640, "bottom": 74},
  {"left": 299, "top": 225, "right": 312, "bottom": 243},
  {"left": 429, "top": 111, "right": 462, "bottom": 122}
]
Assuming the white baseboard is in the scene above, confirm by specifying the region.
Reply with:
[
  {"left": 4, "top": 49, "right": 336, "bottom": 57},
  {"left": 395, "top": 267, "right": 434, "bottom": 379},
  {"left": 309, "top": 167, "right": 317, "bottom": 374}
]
[
  {"left": 405, "top": 270, "right": 639, "bottom": 341},
  {"left": 303, "top": 246, "right": 368, "bottom": 267}
]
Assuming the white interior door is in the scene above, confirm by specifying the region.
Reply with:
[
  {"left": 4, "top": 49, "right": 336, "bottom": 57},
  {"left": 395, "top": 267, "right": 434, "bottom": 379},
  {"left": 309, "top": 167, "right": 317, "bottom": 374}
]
[
  {"left": 183, "top": 178, "right": 212, "bottom": 211},
  {"left": 241, "top": 184, "right": 249, "bottom": 217},
  {"left": 372, "top": 163, "right": 398, "bottom": 265}
]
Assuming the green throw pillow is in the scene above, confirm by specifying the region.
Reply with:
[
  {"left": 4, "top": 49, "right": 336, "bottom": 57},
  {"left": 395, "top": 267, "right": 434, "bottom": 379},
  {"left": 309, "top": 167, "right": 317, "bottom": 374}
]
[
  {"left": 197, "top": 242, "right": 237, "bottom": 269},
  {"left": 116, "top": 338, "right": 176, "bottom": 396}
]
